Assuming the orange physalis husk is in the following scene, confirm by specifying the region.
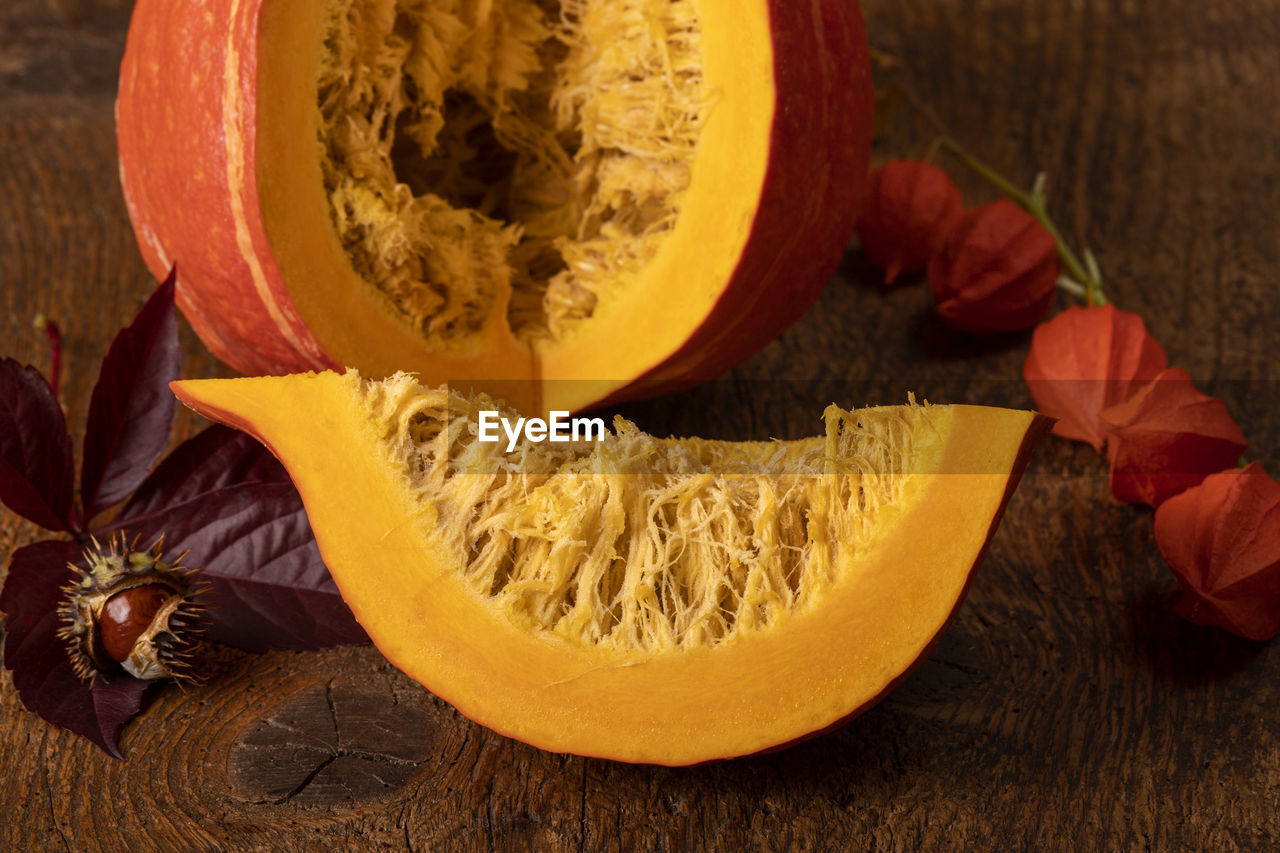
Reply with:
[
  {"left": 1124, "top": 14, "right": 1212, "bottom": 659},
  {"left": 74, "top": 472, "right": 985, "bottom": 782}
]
[
  {"left": 1022, "top": 304, "right": 1168, "bottom": 451},
  {"left": 1100, "top": 367, "right": 1248, "bottom": 507},
  {"left": 927, "top": 199, "right": 1060, "bottom": 333},
  {"left": 856, "top": 160, "right": 963, "bottom": 285},
  {"left": 1154, "top": 462, "right": 1280, "bottom": 641}
]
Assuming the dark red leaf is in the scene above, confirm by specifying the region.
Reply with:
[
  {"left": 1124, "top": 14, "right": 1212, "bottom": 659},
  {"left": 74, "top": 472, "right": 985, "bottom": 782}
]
[
  {"left": 856, "top": 160, "right": 963, "bottom": 284},
  {"left": 1155, "top": 463, "right": 1280, "bottom": 641},
  {"left": 1101, "top": 367, "right": 1248, "bottom": 507},
  {"left": 80, "top": 270, "right": 181, "bottom": 522},
  {"left": 104, "top": 483, "right": 367, "bottom": 652},
  {"left": 0, "top": 539, "right": 153, "bottom": 758},
  {"left": 1023, "top": 304, "right": 1169, "bottom": 450},
  {"left": 0, "top": 359, "right": 75, "bottom": 530},
  {"left": 121, "top": 424, "right": 289, "bottom": 520},
  {"left": 928, "top": 200, "right": 1059, "bottom": 333}
]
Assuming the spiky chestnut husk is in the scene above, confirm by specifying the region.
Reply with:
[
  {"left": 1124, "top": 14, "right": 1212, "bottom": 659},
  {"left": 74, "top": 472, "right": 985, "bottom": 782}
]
[{"left": 56, "top": 532, "right": 207, "bottom": 682}]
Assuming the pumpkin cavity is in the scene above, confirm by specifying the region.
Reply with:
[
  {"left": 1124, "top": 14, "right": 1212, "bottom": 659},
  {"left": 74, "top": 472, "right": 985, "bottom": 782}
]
[
  {"left": 317, "top": 0, "right": 706, "bottom": 350},
  {"left": 362, "top": 375, "right": 924, "bottom": 652}
]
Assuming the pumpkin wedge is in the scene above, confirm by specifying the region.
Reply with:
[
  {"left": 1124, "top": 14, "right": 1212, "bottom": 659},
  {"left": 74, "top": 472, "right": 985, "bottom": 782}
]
[
  {"left": 119, "top": 0, "right": 873, "bottom": 414},
  {"left": 172, "top": 372, "right": 1048, "bottom": 764}
]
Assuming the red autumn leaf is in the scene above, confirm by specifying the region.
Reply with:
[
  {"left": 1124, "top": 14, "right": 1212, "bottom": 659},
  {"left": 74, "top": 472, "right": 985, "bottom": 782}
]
[
  {"left": 0, "top": 358, "right": 76, "bottom": 531},
  {"left": 0, "top": 539, "right": 154, "bottom": 758},
  {"left": 1154, "top": 462, "right": 1280, "bottom": 641},
  {"left": 856, "top": 160, "right": 963, "bottom": 284},
  {"left": 1100, "top": 367, "right": 1247, "bottom": 507},
  {"left": 121, "top": 423, "right": 290, "bottom": 519},
  {"left": 111, "top": 423, "right": 366, "bottom": 651},
  {"left": 80, "top": 269, "right": 180, "bottom": 522},
  {"left": 1022, "top": 304, "right": 1169, "bottom": 450},
  {"left": 105, "top": 482, "right": 368, "bottom": 652},
  {"left": 928, "top": 199, "right": 1060, "bottom": 333}
]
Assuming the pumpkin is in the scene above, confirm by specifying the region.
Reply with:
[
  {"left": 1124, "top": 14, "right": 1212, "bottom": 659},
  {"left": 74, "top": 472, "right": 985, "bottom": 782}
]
[
  {"left": 172, "top": 371, "right": 1049, "bottom": 764},
  {"left": 119, "top": 0, "right": 874, "bottom": 414}
]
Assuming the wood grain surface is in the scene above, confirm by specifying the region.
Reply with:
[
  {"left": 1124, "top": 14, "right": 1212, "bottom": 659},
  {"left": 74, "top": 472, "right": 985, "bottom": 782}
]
[{"left": 2, "top": 0, "right": 1278, "bottom": 849}]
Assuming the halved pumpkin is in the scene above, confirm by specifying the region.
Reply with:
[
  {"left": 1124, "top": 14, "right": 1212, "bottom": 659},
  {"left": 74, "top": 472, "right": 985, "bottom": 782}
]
[
  {"left": 118, "top": 0, "right": 874, "bottom": 414},
  {"left": 172, "top": 372, "right": 1049, "bottom": 764}
]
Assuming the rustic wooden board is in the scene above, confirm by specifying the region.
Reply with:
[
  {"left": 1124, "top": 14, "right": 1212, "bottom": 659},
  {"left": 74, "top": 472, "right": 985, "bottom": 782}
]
[{"left": 2, "top": 0, "right": 1278, "bottom": 848}]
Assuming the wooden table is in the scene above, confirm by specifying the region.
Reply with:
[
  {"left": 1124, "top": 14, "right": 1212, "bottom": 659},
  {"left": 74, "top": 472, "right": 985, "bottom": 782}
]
[{"left": 3, "top": 1, "right": 1277, "bottom": 848}]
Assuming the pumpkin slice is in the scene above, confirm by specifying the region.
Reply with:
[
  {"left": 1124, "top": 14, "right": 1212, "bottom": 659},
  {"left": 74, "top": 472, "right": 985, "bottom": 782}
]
[
  {"left": 172, "top": 372, "right": 1048, "bottom": 764},
  {"left": 118, "top": 0, "right": 874, "bottom": 414}
]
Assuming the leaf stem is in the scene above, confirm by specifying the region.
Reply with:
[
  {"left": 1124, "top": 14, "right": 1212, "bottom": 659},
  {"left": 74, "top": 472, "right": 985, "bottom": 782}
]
[
  {"left": 32, "top": 314, "right": 62, "bottom": 395},
  {"left": 937, "top": 137, "right": 1107, "bottom": 306}
]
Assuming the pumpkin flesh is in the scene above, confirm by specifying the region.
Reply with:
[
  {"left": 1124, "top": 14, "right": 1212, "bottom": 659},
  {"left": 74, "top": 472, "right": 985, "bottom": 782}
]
[
  {"left": 119, "top": 0, "right": 872, "bottom": 414},
  {"left": 172, "top": 372, "right": 1048, "bottom": 764}
]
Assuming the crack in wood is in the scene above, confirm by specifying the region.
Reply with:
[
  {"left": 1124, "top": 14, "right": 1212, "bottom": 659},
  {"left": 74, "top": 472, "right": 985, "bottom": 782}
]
[
  {"left": 485, "top": 792, "right": 497, "bottom": 852},
  {"left": 231, "top": 741, "right": 427, "bottom": 767},
  {"left": 273, "top": 753, "right": 338, "bottom": 805},
  {"left": 249, "top": 742, "right": 436, "bottom": 806},
  {"left": 447, "top": 726, "right": 473, "bottom": 769},
  {"left": 325, "top": 677, "right": 340, "bottom": 752},
  {"left": 42, "top": 756, "right": 71, "bottom": 853}
]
